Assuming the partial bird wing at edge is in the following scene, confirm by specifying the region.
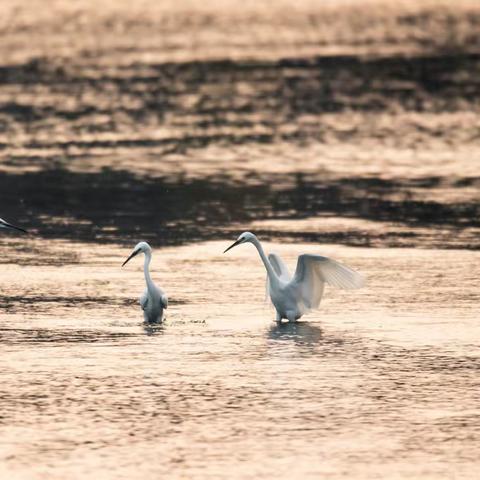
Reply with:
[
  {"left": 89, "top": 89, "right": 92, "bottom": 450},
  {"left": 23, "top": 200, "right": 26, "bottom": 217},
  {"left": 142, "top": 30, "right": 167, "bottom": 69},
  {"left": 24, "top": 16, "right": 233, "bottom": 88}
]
[
  {"left": 292, "top": 254, "right": 365, "bottom": 310},
  {"left": 265, "top": 252, "right": 291, "bottom": 302}
]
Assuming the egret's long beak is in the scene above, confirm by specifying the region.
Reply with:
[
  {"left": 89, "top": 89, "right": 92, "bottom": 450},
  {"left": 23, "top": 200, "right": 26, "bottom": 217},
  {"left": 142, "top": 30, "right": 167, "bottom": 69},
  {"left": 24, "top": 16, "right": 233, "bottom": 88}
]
[
  {"left": 122, "top": 249, "right": 140, "bottom": 267},
  {"left": 2, "top": 221, "right": 28, "bottom": 234},
  {"left": 223, "top": 239, "right": 243, "bottom": 253}
]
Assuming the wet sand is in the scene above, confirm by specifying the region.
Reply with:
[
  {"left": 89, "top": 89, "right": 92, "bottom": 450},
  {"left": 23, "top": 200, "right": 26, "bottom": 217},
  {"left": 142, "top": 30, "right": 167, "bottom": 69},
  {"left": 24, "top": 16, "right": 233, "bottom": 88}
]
[{"left": 0, "top": 1, "right": 479, "bottom": 479}]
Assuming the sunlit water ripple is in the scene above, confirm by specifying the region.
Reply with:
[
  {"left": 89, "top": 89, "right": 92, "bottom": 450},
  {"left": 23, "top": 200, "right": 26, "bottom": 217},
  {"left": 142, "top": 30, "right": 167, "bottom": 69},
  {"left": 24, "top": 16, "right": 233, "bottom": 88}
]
[
  {"left": 1, "top": 1, "right": 480, "bottom": 477},
  {"left": 1, "top": 240, "right": 479, "bottom": 479}
]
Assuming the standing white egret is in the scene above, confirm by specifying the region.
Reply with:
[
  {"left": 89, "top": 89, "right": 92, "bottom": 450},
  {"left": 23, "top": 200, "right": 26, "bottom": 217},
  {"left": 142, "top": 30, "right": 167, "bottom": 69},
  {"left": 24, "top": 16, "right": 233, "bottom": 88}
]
[
  {"left": 0, "top": 217, "right": 27, "bottom": 233},
  {"left": 122, "top": 242, "right": 168, "bottom": 323},
  {"left": 224, "top": 232, "right": 365, "bottom": 322}
]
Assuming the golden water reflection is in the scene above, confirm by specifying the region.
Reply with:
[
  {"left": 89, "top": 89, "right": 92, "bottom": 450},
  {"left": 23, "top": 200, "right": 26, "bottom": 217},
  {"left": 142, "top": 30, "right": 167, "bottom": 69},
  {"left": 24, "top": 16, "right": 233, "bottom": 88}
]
[{"left": 0, "top": 237, "right": 478, "bottom": 479}]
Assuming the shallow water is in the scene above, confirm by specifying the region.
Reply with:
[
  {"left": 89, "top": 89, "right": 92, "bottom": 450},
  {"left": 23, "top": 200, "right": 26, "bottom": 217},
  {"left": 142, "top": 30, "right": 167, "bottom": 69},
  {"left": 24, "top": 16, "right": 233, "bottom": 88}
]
[
  {"left": 1, "top": 1, "right": 480, "bottom": 478},
  {"left": 1, "top": 239, "right": 479, "bottom": 480}
]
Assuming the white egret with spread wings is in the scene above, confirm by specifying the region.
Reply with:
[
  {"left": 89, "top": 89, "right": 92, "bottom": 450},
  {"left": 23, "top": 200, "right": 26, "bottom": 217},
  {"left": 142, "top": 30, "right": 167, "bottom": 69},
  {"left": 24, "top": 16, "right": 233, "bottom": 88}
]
[
  {"left": 122, "top": 242, "right": 168, "bottom": 323},
  {"left": 224, "top": 232, "right": 365, "bottom": 322}
]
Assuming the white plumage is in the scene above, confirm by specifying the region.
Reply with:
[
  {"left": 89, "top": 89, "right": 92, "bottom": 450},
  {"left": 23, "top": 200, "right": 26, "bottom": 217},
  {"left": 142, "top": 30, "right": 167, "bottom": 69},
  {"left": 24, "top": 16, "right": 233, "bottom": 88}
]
[
  {"left": 225, "top": 232, "right": 365, "bottom": 322},
  {"left": 122, "top": 242, "right": 168, "bottom": 323}
]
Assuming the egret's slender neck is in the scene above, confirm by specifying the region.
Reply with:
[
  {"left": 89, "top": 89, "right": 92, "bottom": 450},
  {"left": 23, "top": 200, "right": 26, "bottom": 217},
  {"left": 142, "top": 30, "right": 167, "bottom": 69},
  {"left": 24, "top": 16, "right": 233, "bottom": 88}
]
[
  {"left": 252, "top": 238, "right": 278, "bottom": 283},
  {"left": 143, "top": 250, "right": 155, "bottom": 291}
]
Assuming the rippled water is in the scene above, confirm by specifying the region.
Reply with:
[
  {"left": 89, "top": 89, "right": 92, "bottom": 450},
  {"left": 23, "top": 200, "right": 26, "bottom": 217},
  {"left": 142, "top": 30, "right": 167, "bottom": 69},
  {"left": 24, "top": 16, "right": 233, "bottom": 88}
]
[
  {"left": 1, "top": 239, "right": 479, "bottom": 479},
  {"left": 1, "top": 1, "right": 480, "bottom": 478}
]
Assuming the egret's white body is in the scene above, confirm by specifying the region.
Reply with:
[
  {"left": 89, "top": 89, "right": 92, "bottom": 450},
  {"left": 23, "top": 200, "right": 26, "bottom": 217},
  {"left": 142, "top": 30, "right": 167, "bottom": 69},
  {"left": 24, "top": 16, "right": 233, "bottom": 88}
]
[
  {"left": 122, "top": 242, "right": 168, "bottom": 323},
  {"left": 224, "top": 232, "right": 365, "bottom": 322},
  {"left": 0, "top": 218, "right": 27, "bottom": 233}
]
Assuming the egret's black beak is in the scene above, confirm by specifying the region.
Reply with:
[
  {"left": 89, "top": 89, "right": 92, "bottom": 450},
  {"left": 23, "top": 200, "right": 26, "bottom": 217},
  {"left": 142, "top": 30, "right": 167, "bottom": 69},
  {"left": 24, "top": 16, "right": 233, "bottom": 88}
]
[
  {"left": 3, "top": 221, "right": 28, "bottom": 234},
  {"left": 223, "top": 239, "right": 243, "bottom": 254},
  {"left": 122, "top": 249, "right": 140, "bottom": 267}
]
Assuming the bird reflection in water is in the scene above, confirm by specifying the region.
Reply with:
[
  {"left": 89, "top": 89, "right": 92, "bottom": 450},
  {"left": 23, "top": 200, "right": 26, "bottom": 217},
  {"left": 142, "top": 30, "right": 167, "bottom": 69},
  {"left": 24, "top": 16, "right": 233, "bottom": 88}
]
[
  {"left": 267, "top": 321, "right": 323, "bottom": 351},
  {"left": 142, "top": 322, "right": 166, "bottom": 336}
]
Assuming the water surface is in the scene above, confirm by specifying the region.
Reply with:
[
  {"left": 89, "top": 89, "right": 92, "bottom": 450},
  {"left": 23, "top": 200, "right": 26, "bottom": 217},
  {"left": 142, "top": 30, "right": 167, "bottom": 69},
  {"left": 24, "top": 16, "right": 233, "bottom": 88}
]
[
  {"left": 1, "top": 239, "right": 479, "bottom": 480},
  {"left": 1, "top": 1, "right": 480, "bottom": 478}
]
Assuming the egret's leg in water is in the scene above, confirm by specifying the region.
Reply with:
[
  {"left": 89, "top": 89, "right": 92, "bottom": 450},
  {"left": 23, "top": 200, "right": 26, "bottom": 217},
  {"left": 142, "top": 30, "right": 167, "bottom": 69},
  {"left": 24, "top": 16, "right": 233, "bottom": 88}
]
[{"left": 286, "top": 311, "right": 297, "bottom": 323}]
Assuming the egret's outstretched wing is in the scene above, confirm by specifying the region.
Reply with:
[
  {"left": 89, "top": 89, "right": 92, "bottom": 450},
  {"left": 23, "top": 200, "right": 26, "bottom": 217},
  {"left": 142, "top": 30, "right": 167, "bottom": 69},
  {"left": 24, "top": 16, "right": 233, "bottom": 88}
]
[
  {"left": 269, "top": 253, "right": 291, "bottom": 280},
  {"left": 265, "top": 252, "right": 291, "bottom": 301},
  {"left": 292, "top": 254, "right": 365, "bottom": 310}
]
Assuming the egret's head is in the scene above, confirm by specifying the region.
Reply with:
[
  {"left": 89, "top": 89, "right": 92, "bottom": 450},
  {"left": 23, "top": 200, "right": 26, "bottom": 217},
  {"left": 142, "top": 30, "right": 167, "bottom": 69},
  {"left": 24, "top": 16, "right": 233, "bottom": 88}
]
[
  {"left": 122, "top": 241, "right": 151, "bottom": 267},
  {"left": 223, "top": 231, "right": 257, "bottom": 253},
  {"left": 0, "top": 218, "right": 27, "bottom": 234}
]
